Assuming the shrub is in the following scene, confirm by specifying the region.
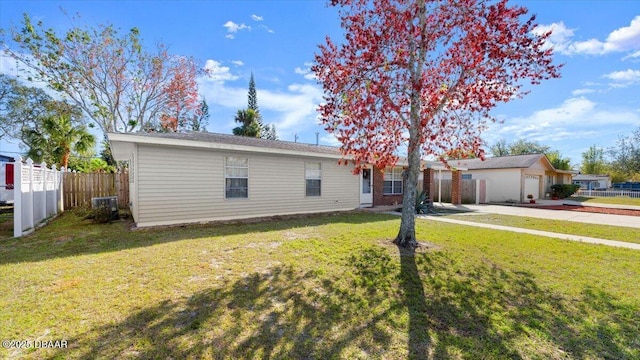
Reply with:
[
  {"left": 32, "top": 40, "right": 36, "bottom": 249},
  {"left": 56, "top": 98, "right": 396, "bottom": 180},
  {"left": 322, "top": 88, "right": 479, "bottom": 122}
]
[
  {"left": 415, "top": 190, "right": 432, "bottom": 214},
  {"left": 551, "top": 184, "right": 580, "bottom": 199}
]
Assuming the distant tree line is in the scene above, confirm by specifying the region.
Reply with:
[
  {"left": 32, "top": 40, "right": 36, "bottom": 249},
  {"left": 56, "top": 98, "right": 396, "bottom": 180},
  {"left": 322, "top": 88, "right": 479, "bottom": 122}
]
[
  {"left": 488, "top": 139, "right": 572, "bottom": 170},
  {"left": 580, "top": 128, "right": 640, "bottom": 182},
  {"left": 488, "top": 135, "right": 640, "bottom": 183}
]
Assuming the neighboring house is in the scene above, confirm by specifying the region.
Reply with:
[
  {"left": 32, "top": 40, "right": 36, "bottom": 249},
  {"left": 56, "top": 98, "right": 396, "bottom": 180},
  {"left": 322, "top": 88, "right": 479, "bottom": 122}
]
[
  {"left": 0, "top": 154, "right": 15, "bottom": 203},
  {"left": 572, "top": 174, "right": 611, "bottom": 190},
  {"left": 108, "top": 132, "right": 366, "bottom": 227},
  {"left": 427, "top": 154, "right": 576, "bottom": 203}
]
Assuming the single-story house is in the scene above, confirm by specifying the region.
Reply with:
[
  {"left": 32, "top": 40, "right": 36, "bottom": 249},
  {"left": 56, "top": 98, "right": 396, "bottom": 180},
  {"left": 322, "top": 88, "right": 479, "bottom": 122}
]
[
  {"left": 0, "top": 155, "right": 15, "bottom": 203},
  {"left": 572, "top": 174, "right": 611, "bottom": 190},
  {"left": 108, "top": 133, "right": 576, "bottom": 227},
  {"left": 425, "top": 154, "right": 576, "bottom": 203},
  {"left": 108, "top": 132, "right": 395, "bottom": 227}
]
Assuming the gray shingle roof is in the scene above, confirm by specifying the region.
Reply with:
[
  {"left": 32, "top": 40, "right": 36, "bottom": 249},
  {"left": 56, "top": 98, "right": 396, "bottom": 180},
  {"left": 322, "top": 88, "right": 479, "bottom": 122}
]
[
  {"left": 108, "top": 131, "right": 342, "bottom": 156},
  {"left": 444, "top": 153, "right": 547, "bottom": 170}
]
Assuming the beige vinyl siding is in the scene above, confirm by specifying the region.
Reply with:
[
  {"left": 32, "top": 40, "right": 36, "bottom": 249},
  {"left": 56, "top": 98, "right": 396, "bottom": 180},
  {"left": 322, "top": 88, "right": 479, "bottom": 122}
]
[{"left": 135, "top": 144, "right": 359, "bottom": 227}]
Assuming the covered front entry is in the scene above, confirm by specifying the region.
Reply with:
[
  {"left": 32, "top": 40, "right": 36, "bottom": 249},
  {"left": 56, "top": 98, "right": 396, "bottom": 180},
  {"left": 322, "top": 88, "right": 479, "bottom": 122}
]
[{"left": 360, "top": 166, "right": 373, "bottom": 206}]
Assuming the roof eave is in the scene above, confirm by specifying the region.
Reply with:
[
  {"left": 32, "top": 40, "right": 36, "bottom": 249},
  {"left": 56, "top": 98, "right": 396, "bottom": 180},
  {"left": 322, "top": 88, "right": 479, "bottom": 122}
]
[{"left": 107, "top": 132, "right": 348, "bottom": 160}]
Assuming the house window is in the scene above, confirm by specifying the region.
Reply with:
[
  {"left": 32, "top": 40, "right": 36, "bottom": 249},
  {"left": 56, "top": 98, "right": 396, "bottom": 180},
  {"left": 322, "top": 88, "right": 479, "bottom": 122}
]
[
  {"left": 461, "top": 174, "right": 472, "bottom": 180},
  {"left": 225, "top": 157, "right": 248, "bottom": 198},
  {"left": 305, "top": 162, "right": 322, "bottom": 196},
  {"left": 383, "top": 167, "right": 403, "bottom": 195}
]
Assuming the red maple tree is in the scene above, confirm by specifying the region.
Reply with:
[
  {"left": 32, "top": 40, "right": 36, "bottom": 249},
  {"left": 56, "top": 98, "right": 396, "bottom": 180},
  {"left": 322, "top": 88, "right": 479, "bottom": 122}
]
[
  {"left": 313, "top": 0, "right": 561, "bottom": 247},
  {"left": 160, "top": 56, "right": 201, "bottom": 132}
]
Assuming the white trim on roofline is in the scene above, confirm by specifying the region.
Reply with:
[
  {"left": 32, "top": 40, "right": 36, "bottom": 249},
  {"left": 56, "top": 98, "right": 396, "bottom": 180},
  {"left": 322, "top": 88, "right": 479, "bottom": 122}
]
[{"left": 107, "top": 132, "right": 348, "bottom": 160}]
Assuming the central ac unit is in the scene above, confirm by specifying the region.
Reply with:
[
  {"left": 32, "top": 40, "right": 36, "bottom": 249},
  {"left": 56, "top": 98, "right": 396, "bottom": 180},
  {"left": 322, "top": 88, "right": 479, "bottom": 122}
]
[{"left": 91, "top": 196, "right": 119, "bottom": 220}]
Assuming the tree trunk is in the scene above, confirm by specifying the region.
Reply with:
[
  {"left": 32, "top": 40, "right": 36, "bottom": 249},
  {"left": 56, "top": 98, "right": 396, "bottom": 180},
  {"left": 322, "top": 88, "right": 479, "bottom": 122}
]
[
  {"left": 394, "top": 135, "right": 421, "bottom": 248},
  {"left": 395, "top": 0, "right": 425, "bottom": 248},
  {"left": 395, "top": 88, "right": 422, "bottom": 248}
]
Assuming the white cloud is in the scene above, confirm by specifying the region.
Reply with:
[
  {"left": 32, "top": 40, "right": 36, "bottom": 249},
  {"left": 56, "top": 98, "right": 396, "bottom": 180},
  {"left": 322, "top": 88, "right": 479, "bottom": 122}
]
[
  {"left": 605, "top": 15, "right": 640, "bottom": 52},
  {"left": 223, "top": 21, "right": 250, "bottom": 39},
  {"left": 198, "top": 59, "right": 324, "bottom": 134},
  {"left": 320, "top": 134, "right": 341, "bottom": 147},
  {"left": 203, "top": 60, "right": 239, "bottom": 83},
  {"left": 486, "top": 97, "right": 640, "bottom": 163},
  {"left": 623, "top": 50, "right": 640, "bottom": 60},
  {"left": 603, "top": 69, "right": 640, "bottom": 84},
  {"left": 568, "top": 38, "right": 606, "bottom": 55},
  {"left": 535, "top": 16, "right": 640, "bottom": 56},
  {"left": 259, "top": 25, "right": 275, "bottom": 34},
  {"left": 0, "top": 51, "right": 57, "bottom": 92},
  {"left": 231, "top": 60, "right": 244, "bottom": 66},
  {"left": 223, "top": 17, "right": 273, "bottom": 38},
  {"left": 492, "top": 97, "right": 639, "bottom": 141},
  {"left": 571, "top": 88, "right": 596, "bottom": 96},
  {"left": 0, "top": 52, "right": 20, "bottom": 76},
  {"left": 259, "top": 83, "right": 324, "bottom": 130},
  {"left": 294, "top": 62, "right": 317, "bottom": 80},
  {"left": 532, "top": 22, "right": 575, "bottom": 54}
]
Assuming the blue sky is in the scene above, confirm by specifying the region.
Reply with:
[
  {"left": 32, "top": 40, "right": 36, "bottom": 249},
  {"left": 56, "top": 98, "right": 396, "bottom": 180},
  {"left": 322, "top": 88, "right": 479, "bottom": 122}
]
[{"left": 1, "top": 0, "right": 639, "bottom": 167}]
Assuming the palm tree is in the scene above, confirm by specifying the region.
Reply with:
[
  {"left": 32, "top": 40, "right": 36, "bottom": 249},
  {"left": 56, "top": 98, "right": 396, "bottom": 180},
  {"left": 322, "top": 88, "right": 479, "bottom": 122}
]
[
  {"left": 22, "top": 114, "right": 95, "bottom": 168},
  {"left": 232, "top": 108, "right": 261, "bottom": 137}
]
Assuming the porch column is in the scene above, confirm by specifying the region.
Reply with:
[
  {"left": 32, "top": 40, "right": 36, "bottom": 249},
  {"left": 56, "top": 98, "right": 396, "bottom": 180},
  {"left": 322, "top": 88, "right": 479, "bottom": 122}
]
[
  {"left": 451, "top": 170, "right": 462, "bottom": 205},
  {"left": 372, "top": 166, "right": 384, "bottom": 207},
  {"left": 423, "top": 168, "right": 435, "bottom": 202}
]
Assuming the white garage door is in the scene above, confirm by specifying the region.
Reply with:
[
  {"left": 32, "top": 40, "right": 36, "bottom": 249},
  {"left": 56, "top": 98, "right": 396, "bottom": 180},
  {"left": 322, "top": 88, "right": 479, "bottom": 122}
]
[{"left": 524, "top": 175, "right": 540, "bottom": 199}]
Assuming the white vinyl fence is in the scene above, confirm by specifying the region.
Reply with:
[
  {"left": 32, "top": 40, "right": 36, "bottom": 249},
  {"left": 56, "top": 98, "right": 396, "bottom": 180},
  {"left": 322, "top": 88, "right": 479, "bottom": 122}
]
[
  {"left": 575, "top": 189, "right": 640, "bottom": 199},
  {"left": 13, "top": 157, "right": 64, "bottom": 237}
]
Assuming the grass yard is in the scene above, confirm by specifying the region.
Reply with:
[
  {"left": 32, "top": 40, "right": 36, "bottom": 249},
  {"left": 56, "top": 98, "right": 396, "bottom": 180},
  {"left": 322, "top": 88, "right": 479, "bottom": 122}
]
[
  {"left": 571, "top": 195, "right": 640, "bottom": 207},
  {"left": 1, "top": 210, "right": 639, "bottom": 359},
  {"left": 0, "top": 205, "right": 13, "bottom": 239},
  {"left": 442, "top": 213, "right": 640, "bottom": 244}
]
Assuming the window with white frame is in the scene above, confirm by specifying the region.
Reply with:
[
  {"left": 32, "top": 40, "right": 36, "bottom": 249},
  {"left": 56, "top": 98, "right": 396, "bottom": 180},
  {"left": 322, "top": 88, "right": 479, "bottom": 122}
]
[
  {"left": 305, "top": 162, "right": 322, "bottom": 196},
  {"left": 225, "top": 157, "right": 248, "bottom": 198},
  {"left": 383, "top": 167, "right": 403, "bottom": 195}
]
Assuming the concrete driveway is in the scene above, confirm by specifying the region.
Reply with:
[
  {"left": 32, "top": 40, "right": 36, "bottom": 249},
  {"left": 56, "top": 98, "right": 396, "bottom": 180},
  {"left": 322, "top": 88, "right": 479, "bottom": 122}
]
[{"left": 437, "top": 203, "right": 640, "bottom": 229}]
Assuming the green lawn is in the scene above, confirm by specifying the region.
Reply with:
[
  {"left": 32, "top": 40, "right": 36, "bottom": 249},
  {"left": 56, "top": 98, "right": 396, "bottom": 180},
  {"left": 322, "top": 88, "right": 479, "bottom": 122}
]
[
  {"left": 0, "top": 206, "right": 12, "bottom": 239},
  {"left": 442, "top": 213, "right": 640, "bottom": 244},
  {"left": 1, "top": 210, "right": 639, "bottom": 359},
  {"left": 571, "top": 195, "right": 640, "bottom": 207}
]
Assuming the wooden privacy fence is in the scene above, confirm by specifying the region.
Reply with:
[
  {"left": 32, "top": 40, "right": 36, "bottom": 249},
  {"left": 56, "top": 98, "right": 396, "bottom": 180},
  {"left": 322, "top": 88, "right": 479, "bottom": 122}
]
[
  {"left": 433, "top": 179, "right": 486, "bottom": 204},
  {"left": 63, "top": 172, "right": 129, "bottom": 208}
]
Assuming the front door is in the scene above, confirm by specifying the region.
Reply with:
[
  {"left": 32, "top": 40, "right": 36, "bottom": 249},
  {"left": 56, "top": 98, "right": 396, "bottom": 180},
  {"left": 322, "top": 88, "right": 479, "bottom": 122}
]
[{"left": 360, "top": 166, "right": 373, "bottom": 206}]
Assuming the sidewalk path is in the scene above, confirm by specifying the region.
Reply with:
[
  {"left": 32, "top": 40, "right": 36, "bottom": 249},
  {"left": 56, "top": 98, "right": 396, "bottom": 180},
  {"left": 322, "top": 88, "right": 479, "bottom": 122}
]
[{"left": 418, "top": 215, "right": 640, "bottom": 250}]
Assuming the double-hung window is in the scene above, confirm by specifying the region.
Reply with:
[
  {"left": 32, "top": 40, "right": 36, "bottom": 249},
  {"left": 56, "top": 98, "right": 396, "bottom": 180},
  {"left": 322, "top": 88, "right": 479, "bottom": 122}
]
[
  {"left": 383, "top": 167, "right": 403, "bottom": 195},
  {"left": 225, "top": 157, "right": 248, "bottom": 198},
  {"left": 305, "top": 163, "right": 322, "bottom": 196}
]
